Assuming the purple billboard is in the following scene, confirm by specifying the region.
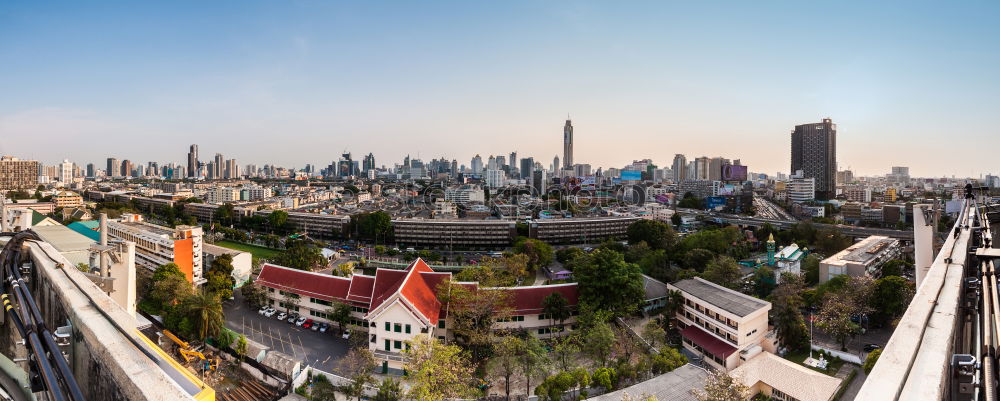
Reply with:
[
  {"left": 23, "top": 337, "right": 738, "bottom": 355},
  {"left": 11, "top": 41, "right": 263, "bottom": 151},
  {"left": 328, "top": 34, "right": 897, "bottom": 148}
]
[{"left": 721, "top": 165, "right": 748, "bottom": 181}]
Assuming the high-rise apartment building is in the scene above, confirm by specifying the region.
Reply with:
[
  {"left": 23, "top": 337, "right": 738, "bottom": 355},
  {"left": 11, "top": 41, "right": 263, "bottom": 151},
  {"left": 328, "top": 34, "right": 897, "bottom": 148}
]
[
  {"left": 470, "top": 154, "right": 483, "bottom": 175},
  {"left": 0, "top": 156, "right": 40, "bottom": 191},
  {"left": 107, "top": 157, "right": 120, "bottom": 178},
  {"left": 563, "top": 119, "right": 574, "bottom": 168},
  {"left": 672, "top": 154, "right": 687, "bottom": 183},
  {"left": 187, "top": 144, "right": 198, "bottom": 178},
  {"left": 58, "top": 159, "right": 73, "bottom": 183},
  {"left": 790, "top": 118, "right": 837, "bottom": 200},
  {"left": 213, "top": 153, "right": 224, "bottom": 179},
  {"left": 694, "top": 157, "right": 710, "bottom": 180},
  {"left": 121, "top": 160, "right": 133, "bottom": 178},
  {"left": 509, "top": 151, "right": 517, "bottom": 170},
  {"left": 85, "top": 163, "right": 95, "bottom": 178}
]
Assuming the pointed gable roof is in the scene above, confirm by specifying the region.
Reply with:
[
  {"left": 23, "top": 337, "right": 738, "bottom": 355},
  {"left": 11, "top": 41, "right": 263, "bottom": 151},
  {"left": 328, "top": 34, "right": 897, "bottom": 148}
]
[
  {"left": 256, "top": 263, "right": 352, "bottom": 302},
  {"left": 366, "top": 258, "right": 444, "bottom": 325}
]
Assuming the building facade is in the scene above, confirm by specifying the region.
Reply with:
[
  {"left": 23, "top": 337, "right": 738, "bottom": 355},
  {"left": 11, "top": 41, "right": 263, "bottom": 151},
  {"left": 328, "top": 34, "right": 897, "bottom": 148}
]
[
  {"left": 0, "top": 156, "right": 40, "bottom": 191},
  {"left": 106, "top": 214, "right": 205, "bottom": 283},
  {"left": 790, "top": 118, "right": 837, "bottom": 200}
]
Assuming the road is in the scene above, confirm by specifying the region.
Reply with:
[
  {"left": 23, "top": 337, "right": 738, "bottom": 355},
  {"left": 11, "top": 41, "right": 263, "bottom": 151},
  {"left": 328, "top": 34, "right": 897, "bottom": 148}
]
[
  {"left": 224, "top": 293, "right": 351, "bottom": 374},
  {"left": 752, "top": 196, "right": 796, "bottom": 221},
  {"left": 678, "top": 208, "right": 915, "bottom": 240}
]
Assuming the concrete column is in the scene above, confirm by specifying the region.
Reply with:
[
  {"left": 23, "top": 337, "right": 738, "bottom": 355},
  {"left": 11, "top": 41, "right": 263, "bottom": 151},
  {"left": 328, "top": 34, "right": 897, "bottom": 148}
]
[
  {"left": 99, "top": 213, "right": 109, "bottom": 277},
  {"left": 913, "top": 204, "right": 936, "bottom": 288}
]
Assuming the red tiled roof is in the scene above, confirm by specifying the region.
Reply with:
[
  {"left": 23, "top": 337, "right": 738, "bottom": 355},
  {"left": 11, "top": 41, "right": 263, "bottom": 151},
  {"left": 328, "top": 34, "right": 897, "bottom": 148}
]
[
  {"left": 504, "top": 283, "right": 579, "bottom": 314},
  {"left": 256, "top": 263, "right": 351, "bottom": 302},
  {"left": 347, "top": 275, "right": 376, "bottom": 303},
  {"left": 369, "top": 268, "right": 408, "bottom": 311},
  {"left": 398, "top": 259, "right": 442, "bottom": 324},
  {"left": 681, "top": 325, "right": 737, "bottom": 359}
]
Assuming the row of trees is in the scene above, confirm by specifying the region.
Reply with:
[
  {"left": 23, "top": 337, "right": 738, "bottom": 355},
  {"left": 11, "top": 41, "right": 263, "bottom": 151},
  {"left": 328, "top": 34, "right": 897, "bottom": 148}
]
[{"left": 143, "top": 263, "right": 225, "bottom": 341}]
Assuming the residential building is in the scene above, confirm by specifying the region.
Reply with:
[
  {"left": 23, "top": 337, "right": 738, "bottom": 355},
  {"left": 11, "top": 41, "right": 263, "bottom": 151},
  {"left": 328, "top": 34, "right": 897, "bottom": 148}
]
[
  {"left": 105, "top": 214, "right": 205, "bottom": 283},
  {"left": 431, "top": 200, "right": 458, "bottom": 219},
  {"left": 528, "top": 216, "right": 637, "bottom": 244},
  {"left": 52, "top": 190, "right": 83, "bottom": 208},
  {"left": 393, "top": 219, "right": 516, "bottom": 248},
  {"left": 187, "top": 144, "right": 198, "bottom": 178},
  {"left": 444, "top": 185, "right": 485, "bottom": 205},
  {"left": 732, "top": 351, "right": 842, "bottom": 401},
  {"left": 107, "top": 157, "right": 120, "bottom": 178},
  {"left": 671, "top": 155, "right": 687, "bottom": 182},
  {"left": 790, "top": 118, "right": 837, "bottom": 200},
  {"left": 0, "top": 156, "right": 40, "bottom": 191},
  {"left": 819, "top": 235, "right": 901, "bottom": 283},
  {"left": 668, "top": 277, "right": 773, "bottom": 371},
  {"left": 205, "top": 187, "right": 241, "bottom": 204}
]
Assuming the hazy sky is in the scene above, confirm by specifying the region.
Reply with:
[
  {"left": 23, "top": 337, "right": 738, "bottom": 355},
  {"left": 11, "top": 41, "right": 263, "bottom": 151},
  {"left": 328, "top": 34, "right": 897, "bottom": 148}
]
[{"left": 1, "top": 1, "right": 998, "bottom": 177}]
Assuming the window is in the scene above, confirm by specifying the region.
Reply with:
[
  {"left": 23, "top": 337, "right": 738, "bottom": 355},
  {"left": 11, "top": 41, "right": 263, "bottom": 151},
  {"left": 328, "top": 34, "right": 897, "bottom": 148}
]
[
  {"left": 394, "top": 340, "right": 402, "bottom": 350},
  {"left": 384, "top": 339, "right": 390, "bottom": 351},
  {"left": 438, "top": 319, "right": 446, "bottom": 329},
  {"left": 394, "top": 323, "right": 402, "bottom": 333},
  {"left": 539, "top": 314, "right": 549, "bottom": 320},
  {"left": 512, "top": 315, "right": 525, "bottom": 322},
  {"left": 310, "top": 310, "right": 328, "bottom": 319},
  {"left": 351, "top": 306, "right": 369, "bottom": 313},
  {"left": 405, "top": 324, "right": 411, "bottom": 334},
  {"left": 310, "top": 298, "right": 333, "bottom": 307},
  {"left": 385, "top": 322, "right": 390, "bottom": 331}
]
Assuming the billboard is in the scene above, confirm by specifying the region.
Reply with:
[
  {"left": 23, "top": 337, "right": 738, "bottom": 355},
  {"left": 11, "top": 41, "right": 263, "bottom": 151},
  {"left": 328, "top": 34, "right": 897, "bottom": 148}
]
[
  {"left": 717, "top": 184, "right": 737, "bottom": 196},
  {"left": 654, "top": 194, "right": 671, "bottom": 204},
  {"left": 620, "top": 170, "right": 642, "bottom": 181},
  {"left": 721, "top": 165, "right": 748, "bottom": 181},
  {"left": 705, "top": 196, "right": 727, "bottom": 210}
]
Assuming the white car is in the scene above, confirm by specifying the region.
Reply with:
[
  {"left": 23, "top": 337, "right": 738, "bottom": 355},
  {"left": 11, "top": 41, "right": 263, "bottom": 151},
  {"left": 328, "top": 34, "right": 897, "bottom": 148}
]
[
  {"left": 258, "top": 306, "right": 268, "bottom": 315},
  {"left": 342, "top": 331, "right": 350, "bottom": 340},
  {"left": 295, "top": 316, "right": 307, "bottom": 326},
  {"left": 263, "top": 307, "right": 277, "bottom": 317},
  {"left": 275, "top": 312, "right": 288, "bottom": 321}
]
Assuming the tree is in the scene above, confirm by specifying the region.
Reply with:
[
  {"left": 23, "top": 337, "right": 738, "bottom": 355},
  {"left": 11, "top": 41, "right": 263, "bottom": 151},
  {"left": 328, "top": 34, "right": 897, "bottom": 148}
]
[
  {"left": 311, "top": 375, "right": 339, "bottom": 401},
  {"left": 612, "top": 324, "right": 642, "bottom": 364},
  {"left": 519, "top": 336, "right": 549, "bottom": 397},
  {"left": 878, "top": 259, "right": 910, "bottom": 278},
  {"left": 574, "top": 249, "right": 645, "bottom": 317},
  {"left": 490, "top": 335, "right": 522, "bottom": 400},
  {"left": 436, "top": 280, "right": 513, "bottom": 361},
  {"left": 455, "top": 254, "right": 529, "bottom": 286},
  {"left": 328, "top": 302, "right": 353, "bottom": 334},
  {"left": 693, "top": 370, "right": 751, "bottom": 401},
  {"left": 592, "top": 367, "right": 617, "bottom": 392},
  {"left": 869, "top": 276, "right": 915, "bottom": 327},
  {"left": 642, "top": 320, "right": 667, "bottom": 349},
  {"left": 771, "top": 274, "right": 810, "bottom": 352},
  {"left": 582, "top": 320, "right": 616, "bottom": 367},
  {"left": 150, "top": 264, "right": 194, "bottom": 311},
  {"left": 206, "top": 272, "right": 234, "bottom": 300},
  {"left": 648, "top": 347, "right": 687, "bottom": 374},
  {"left": 241, "top": 279, "right": 268, "bottom": 309},
  {"left": 236, "top": 334, "right": 248, "bottom": 363},
  {"left": 556, "top": 247, "right": 585, "bottom": 264},
  {"left": 272, "top": 239, "right": 327, "bottom": 270},
  {"left": 671, "top": 213, "right": 683, "bottom": 227},
  {"left": 683, "top": 249, "right": 715, "bottom": 272},
  {"left": 535, "top": 371, "right": 576, "bottom": 401},
  {"left": 802, "top": 254, "right": 821, "bottom": 286},
  {"left": 183, "top": 289, "right": 224, "bottom": 340},
  {"left": 550, "top": 335, "right": 580, "bottom": 372},
  {"left": 701, "top": 256, "right": 742, "bottom": 289},
  {"left": 863, "top": 349, "right": 883, "bottom": 374},
  {"left": 514, "top": 238, "right": 555, "bottom": 269},
  {"left": 542, "top": 292, "right": 572, "bottom": 333},
  {"left": 269, "top": 210, "right": 288, "bottom": 232},
  {"left": 403, "top": 337, "right": 475, "bottom": 401},
  {"left": 373, "top": 378, "right": 403, "bottom": 401},
  {"left": 340, "top": 348, "right": 376, "bottom": 401},
  {"left": 626, "top": 219, "right": 677, "bottom": 250},
  {"left": 816, "top": 292, "right": 862, "bottom": 350},
  {"left": 751, "top": 265, "right": 776, "bottom": 298},
  {"left": 814, "top": 229, "right": 852, "bottom": 255}
]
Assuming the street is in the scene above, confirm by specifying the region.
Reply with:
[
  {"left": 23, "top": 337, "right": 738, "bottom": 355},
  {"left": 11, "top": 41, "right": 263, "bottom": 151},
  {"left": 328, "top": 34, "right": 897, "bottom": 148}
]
[{"left": 224, "top": 293, "right": 351, "bottom": 374}]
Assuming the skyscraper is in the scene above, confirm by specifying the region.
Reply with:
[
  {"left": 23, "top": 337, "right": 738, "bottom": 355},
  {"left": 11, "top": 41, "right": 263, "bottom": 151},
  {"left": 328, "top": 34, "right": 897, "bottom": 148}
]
[
  {"left": 363, "top": 153, "right": 376, "bottom": 172},
  {"left": 672, "top": 154, "right": 687, "bottom": 183},
  {"left": 86, "top": 163, "right": 95, "bottom": 178},
  {"left": 107, "top": 158, "right": 120, "bottom": 178},
  {"left": 520, "top": 157, "right": 535, "bottom": 180},
  {"left": 59, "top": 159, "right": 73, "bottom": 183},
  {"left": 790, "top": 118, "right": 837, "bottom": 200},
  {"left": 214, "top": 153, "right": 224, "bottom": 179},
  {"left": 563, "top": 119, "right": 573, "bottom": 169},
  {"left": 470, "top": 154, "right": 483, "bottom": 175},
  {"left": 509, "top": 151, "right": 517, "bottom": 170},
  {"left": 187, "top": 144, "right": 198, "bottom": 178}
]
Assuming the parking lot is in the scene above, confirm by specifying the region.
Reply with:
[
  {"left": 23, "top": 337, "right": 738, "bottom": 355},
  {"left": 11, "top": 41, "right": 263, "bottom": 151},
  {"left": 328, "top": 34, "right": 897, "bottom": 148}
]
[{"left": 224, "top": 293, "right": 350, "bottom": 374}]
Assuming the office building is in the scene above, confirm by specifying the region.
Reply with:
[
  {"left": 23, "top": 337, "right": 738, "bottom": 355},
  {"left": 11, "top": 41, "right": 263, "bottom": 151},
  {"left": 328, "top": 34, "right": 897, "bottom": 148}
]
[
  {"left": 444, "top": 185, "right": 485, "bottom": 205},
  {"left": 672, "top": 154, "right": 687, "bottom": 183},
  {"left": 0, "top": 156, "right": 40, "bottom": 191},
  {"left": 563, "top": 119, "right": 573, "bottom": 168},
  {"left": 58, "top": 159, "right": 73, "bottom": 183},
  {"left": 787, "top": 170, "right": 815, "bottom": 203},
  {"left": 790, "top": 118, "right": 837, "bottom": 200},
  {"left": 107, "top": 157, "right": 120, "bottom": 178},
  {"left": 520, "top": 157, "right": 535, "bottom": 180},
  {"left": 470, "top": 154, "right": 483, "bottom": 175},
  {"left": 105, "top": 214, "right": 205, "bottom": 283},
  {"left": 213, "top": 153, "right": 224, "bottom": 179},
  {"left": 818, "top": 235, "right": 901, "bottom": 283},
  {"left": 694, "top": 157, "right": 710, "bottom": 180},
  {"left": 363, "top": 153, "right": 376, "bottom": 172}
]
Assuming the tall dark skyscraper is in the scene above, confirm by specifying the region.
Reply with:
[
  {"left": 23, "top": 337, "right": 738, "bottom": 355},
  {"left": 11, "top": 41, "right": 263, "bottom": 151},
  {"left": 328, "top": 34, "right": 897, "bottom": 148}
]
[
  {"left": 107, "top": 157, "right": 120, "bottom": 177},
  {"left": 187, "top": 144, "right": 198, "bottom": 178},
  {"left": 214, "top": 153, "right": 224, "bottom": 179},
  {"left": 362, "top": 153, "right": 375, "bottom": 172},
  {"left": 790, "top": 118, "right": 837, "bottom": 200},
  {"left": 563, "top": 119, "right": 573, "bottom": 169},
  {"left": 520, "top": 157, "right": 534, "bottom": 180}
]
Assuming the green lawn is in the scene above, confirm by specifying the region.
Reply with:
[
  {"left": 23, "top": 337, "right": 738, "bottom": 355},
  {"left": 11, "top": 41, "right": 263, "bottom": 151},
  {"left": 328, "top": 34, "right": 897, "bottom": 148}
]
[{"left": 214, "top": 240, "right": 282, "bottom": 260}]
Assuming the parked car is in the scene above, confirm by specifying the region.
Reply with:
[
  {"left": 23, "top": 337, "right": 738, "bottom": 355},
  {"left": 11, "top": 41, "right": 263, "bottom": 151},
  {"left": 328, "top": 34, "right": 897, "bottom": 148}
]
[
  {"left": 295, "top": 316, "right": 307, "bottom": 326},
  {"left": 318, "top": 323, "right": 329, "bottom": 333},
  {"left": 275, "top": 312, "right": 288, "bottom": 321},
  {"left": 864, "top": 344, "right": 881, "bottom": 352},
  {"left": 258, "top": 306, "right": 269, "bottom": 315},
  {"left": 310, "top": 322, "right": 320, "bottom": 331},
  {"left": 263, "top": 307, "right": 276, "bottom": 317},
  {"left": 302, "top": 319, "right": 314, "bottom": 329},
  {"left": 342, "top": 330, "right": 350, "bottom": 340},
  {"left": 287, "top": 313, "right": 299, "bottom": 324}
]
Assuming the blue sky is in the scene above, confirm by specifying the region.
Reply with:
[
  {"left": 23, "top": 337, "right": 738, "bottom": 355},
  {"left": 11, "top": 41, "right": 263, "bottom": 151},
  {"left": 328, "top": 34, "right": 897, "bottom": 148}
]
[{"left": 1, "top": 1, "right": 998, "bottom": 177}]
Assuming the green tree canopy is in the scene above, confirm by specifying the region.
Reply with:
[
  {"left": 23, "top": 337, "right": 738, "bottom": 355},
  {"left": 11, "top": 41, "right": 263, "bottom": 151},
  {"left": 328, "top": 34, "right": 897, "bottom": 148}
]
[
  {"left": 573, "top": 249, "right": 645, "bottom": 317},
  {"left": 701, "top": 256, "right": 742, "bottom": 290},
  {"left": 513, "top": 238, "right": 554, "bottom": 269},
  {"left": 272, "top": 239, "right": 327, "bottom": 270},
  {"left": 626, "top": 219, "right": 677, "bottom": 250}
]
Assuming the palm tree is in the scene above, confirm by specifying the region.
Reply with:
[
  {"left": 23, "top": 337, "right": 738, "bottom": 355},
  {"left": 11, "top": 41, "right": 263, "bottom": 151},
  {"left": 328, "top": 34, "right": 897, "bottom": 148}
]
[{"left": 185, "top": 290, "right": 224, "bottom": 340}]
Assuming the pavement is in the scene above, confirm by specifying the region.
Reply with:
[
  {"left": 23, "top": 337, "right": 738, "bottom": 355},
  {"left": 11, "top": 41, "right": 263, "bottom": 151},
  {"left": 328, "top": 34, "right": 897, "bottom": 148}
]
[
  {"left": 838, "top": 365, "right": 867, "bottom": 401},
  {"left": 224, "top": 293, "right": 351, "bottom": 374}
]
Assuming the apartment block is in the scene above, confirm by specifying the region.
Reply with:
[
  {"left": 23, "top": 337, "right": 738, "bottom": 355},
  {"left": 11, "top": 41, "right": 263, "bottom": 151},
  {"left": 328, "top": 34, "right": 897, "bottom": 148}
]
[
  {"left": 392, "top": 219, "right": 516, "bottom": 248},
  {"left": 528, "top": 216, "right": 637, "bottom": 244},
  {"left": 106, "top": 214, "right": 205, "bottom": 283},
  {"left": 819, "top": 235, "right": 901, "bottom": 283},
  {"left": 0, "top": 156, "right": 40, "bottom": 191}
]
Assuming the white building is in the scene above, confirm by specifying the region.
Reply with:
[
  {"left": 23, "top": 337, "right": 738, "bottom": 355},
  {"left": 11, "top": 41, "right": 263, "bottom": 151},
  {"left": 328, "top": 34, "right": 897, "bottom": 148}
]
[
  {"left": 787, "top": 170, "right": 816, "bottom": 204},
  {"left": 205, "top": 187, "right": 241, "bottom": 204},
  {"left": 819, "top": 235, "right": 901, "bottom": 283},
  {"left": 485, "top": 169, "right": 505, "bottom": 188},
  {"left": 106, "top": 214, "right": 205, "bottom": 284},
  {"left": 444, "top": 185, "right": 485, "bottom": 205}
]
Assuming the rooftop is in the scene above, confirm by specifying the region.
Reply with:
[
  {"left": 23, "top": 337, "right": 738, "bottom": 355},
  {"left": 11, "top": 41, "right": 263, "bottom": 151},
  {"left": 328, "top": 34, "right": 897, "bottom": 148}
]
[
  {"left": 822, "top": 235, "right": 898, "bottom": 266},
  {"left": 671, "top": 277, "right": 769, "bottom": 317},
  {"left": 732, "top": 352, "right": 842, "bottom": 401},
  {"left": 589, "top": 364, "right": 708, "bottom": 401}
]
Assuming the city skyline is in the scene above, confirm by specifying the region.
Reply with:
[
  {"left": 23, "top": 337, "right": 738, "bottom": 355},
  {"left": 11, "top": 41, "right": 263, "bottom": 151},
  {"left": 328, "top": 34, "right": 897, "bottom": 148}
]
[{"left": 2, "top": 1, "right": 999, "bottom": 177}]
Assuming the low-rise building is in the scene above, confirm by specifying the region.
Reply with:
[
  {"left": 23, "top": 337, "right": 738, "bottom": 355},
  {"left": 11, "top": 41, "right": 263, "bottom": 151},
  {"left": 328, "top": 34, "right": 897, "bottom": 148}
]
[
  {"left": 819, "top": 235, "right": 901, "bottom": 283},
  {"left": 528, "top": 216, "right": 637, "bottom": 244},
  {"left": 667, "top": 277, "right": 773, "bottom": 371},
  {"left": 732, "top": 351, "right": 842, "bottom": 401},
  {"left": 52, "top": 190, "right": 83, "bottom": 208},
  {"left": 393, "top": 219, "right": 516, "bottom": 249},
  {"left": 203, "top": 243, "right": 253, "bottom": 288},
  {"left": 106, "top": 214, "right": 205, "bottom": 283}
]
